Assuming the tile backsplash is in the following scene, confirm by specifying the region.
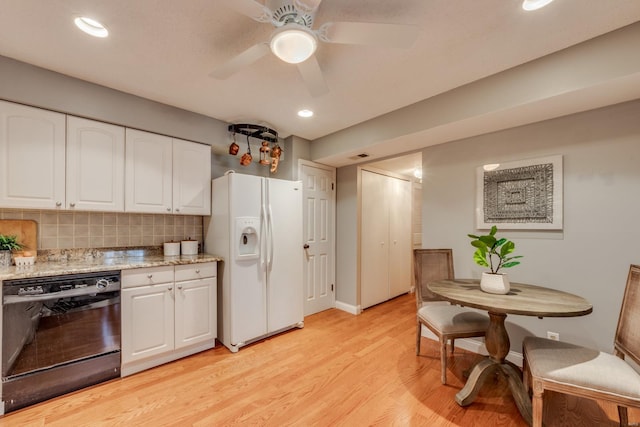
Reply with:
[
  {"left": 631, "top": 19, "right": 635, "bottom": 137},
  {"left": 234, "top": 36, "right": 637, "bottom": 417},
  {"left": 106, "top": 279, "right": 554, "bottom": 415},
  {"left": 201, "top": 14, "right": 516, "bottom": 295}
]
[{"left": 0, "top": 209, "right": 204, "bottom": 250}]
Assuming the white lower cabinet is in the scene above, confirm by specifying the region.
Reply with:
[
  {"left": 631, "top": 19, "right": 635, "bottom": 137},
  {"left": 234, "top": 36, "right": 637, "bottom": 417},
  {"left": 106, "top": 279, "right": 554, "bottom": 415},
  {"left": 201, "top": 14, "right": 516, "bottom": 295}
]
[{"left": 121, "top": 262, "right": 217, "bottom": 376}]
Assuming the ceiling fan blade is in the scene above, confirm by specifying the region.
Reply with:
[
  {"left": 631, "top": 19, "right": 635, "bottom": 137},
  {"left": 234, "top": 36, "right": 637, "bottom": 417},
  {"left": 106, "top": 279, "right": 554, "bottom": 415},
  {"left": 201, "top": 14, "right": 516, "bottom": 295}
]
[
  {"left": 297, "top": 55, "right": 329, "bottom": 97},
  {"left": 318, "top": 22, "right": 419, "bottom": 48},
  {"left": 222, "top": 0, "right": 273, "bottom": 23},
  {"left": 209, "top": 43, "right": 271, "bottom": 79},
  {"left": 293, "top": 0, "right": 323, "bottom": 15}
]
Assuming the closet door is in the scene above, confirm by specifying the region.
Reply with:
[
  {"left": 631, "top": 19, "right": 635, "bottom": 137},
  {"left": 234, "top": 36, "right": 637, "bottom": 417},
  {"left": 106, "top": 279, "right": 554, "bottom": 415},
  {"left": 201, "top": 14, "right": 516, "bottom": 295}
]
[
  {"left": 388, "top": 176, "right": 412, "bottom": 298},
  {"left": 360, "top": 170, "right": 390, "bottom": 309}
]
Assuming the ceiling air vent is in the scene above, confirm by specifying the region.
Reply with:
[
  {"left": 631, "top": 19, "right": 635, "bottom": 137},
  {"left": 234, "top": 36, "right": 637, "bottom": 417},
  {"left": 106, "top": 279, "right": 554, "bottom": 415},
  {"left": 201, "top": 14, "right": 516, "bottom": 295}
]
[{"left": 348, "top": 153, "right": 370, "bottom": 160}]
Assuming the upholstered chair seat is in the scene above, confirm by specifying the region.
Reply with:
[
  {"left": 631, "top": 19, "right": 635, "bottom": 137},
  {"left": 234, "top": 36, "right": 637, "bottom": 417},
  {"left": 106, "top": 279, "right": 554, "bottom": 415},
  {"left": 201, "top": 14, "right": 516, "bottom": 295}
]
[{"left": 523, "top": 264, "right": 640, "bottom": 427}]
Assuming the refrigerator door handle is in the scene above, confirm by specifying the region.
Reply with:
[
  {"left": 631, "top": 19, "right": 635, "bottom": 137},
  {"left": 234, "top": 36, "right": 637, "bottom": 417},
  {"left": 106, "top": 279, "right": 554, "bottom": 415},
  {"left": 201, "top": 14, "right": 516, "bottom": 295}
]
[
  {"left": 260, "top": 203, "right": 268, "bottom": 271},
  {"left": 267, "top": 203, "right": 274, "bottom": 270}
]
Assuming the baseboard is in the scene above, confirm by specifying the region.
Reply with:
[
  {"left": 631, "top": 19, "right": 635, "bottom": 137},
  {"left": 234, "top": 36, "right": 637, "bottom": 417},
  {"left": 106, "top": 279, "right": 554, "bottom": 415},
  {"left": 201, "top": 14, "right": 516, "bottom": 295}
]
[
  {"left": 420, "top": 327, "right": 523, "bottom": 368},
  {"left": 335, "top": 300, "right": 361, "bottom": 315}
]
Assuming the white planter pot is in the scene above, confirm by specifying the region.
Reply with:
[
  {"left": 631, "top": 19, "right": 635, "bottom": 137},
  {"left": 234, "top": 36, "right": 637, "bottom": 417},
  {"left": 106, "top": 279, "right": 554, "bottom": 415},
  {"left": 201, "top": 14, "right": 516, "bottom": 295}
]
[{"left": 480, "top": 272, "right": 510, "bottom": 294}]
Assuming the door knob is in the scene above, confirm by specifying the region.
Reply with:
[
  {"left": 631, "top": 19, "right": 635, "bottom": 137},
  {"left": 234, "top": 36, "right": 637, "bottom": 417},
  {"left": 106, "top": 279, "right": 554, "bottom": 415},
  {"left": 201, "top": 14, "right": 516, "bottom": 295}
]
[{"left": 303, "top": 244, "right": 310, "bottom": 249}]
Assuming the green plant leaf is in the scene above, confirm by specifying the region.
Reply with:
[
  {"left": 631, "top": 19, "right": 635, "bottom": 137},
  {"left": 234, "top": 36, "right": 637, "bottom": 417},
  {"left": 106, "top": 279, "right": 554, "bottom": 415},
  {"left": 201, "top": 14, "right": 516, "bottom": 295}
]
[
  {"left": 490, "top": 225, "right": 497, "bottom": 236},
  {"left": 470, "top": 240, "right": 487, "bottom": 250},
  {"left": 502, "top": 261, "right": 521, "bottom": 268},
  {"left": 500, "top": 240, "right": 515, "bottom": 257},
  {"left": 467, "top": 234, "right": 480, "bottom": 239},
  {"left": 473, "top": 249, "right": 489, "bottom": 267},
  {"left": 479, "top": 235, "right": 496, "bottom": 247},
  {"left": 495, "top": 238, "right": 507, "bottom": 247}
]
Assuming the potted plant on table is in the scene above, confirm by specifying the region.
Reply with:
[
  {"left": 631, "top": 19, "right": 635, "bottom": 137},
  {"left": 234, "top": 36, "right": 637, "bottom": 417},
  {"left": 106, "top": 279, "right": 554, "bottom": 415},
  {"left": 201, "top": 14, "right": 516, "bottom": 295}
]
[
  {"left": 468, "top": 225, "right": 523, "bottom": 294},
  {"left": 0, "top": 234, "right": 22, "bottom": 268}
]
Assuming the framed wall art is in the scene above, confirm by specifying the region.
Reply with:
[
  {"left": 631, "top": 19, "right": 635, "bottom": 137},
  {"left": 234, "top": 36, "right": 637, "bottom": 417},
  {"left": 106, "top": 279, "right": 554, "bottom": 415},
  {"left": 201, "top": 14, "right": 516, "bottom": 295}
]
[{"left": 475, "top": 155, "right": 563, "bottom": 230}]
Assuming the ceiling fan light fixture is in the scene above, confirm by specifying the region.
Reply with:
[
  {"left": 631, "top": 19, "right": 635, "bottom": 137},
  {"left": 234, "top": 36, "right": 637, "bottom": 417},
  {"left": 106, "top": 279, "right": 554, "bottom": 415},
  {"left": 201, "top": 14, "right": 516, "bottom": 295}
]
[
  {"left": 74, "top": 16, "right": 109, "bottom": 38},
  {"left": 522, "top": 0, "right": 554, "bottom": 11},
  {"left": 270, "top": 24, "right": 317, "bottom": 64}
]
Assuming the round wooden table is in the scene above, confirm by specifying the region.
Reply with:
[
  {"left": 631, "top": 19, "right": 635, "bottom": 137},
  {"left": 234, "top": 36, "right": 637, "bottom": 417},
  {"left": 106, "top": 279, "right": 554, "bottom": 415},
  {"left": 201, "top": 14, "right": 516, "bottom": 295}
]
[{"left": 428, "top": 279, "right": 592, "bottom": 425}]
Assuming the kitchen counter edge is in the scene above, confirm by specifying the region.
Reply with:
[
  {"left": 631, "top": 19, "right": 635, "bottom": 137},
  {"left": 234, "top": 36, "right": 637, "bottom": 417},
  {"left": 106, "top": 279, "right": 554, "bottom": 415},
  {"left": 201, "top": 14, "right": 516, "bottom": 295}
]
[{"left": 0, "top": 254, "right": 223, "bottom": 281}]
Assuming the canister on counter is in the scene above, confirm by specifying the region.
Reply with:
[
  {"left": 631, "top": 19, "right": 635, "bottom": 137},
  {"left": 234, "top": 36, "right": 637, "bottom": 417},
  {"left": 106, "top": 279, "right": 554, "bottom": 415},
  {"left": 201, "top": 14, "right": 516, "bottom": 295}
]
[{"left": 181, "top": 240, "right": 199, "bottom": 255}]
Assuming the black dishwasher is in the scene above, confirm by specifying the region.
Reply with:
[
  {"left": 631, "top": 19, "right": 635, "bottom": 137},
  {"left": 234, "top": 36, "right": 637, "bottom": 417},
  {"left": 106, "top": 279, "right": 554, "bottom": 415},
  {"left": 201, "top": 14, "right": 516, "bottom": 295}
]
[{"left": 2, "top": 271, "right": 121, "bottom": 412}]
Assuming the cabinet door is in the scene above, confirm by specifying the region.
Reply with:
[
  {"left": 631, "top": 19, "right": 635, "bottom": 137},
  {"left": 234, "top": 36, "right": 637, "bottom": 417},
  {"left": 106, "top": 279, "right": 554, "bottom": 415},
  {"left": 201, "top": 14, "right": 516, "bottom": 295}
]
[
  {"left": 388, "top": 176, "right": 412, "bottom": 298},
  {"left": 121, "top": 283, "right": 175, "bottom": 363},
  {"left": 66, "top": 116, "right": 125, "bottom": 211},
  {"left": 172, "top": 139, "right": 211, "bottom": 215},
  {"left": 174, "top": 277, "right": 216, "bottom": 349},
  {"left": 125, "top": 129, "right": 173, "bottom": 213},
  {"left": 0, "top": 100, "right": 65, "bottom": 209},
  {"left": 360, "top": 170, "right": 390, "bottom": 309}
]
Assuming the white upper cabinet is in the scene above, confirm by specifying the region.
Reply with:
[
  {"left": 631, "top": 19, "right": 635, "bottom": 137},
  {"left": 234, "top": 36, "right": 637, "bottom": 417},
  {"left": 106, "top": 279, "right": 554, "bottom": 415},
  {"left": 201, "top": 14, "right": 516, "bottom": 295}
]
[
  {"left": 0, "top": 100, "right": 210, "bottom": 214},
  {"left": 125, "top": 128, "right": 173, "bottom": 214},
  {"left": 66, "top": 116, "right": 125, "bottom": 211},
  {"left": 172, "top": 138, "right": 211, "bottom": 215},
  {"left": 0, "top": 100, "right": 66, "bottom": 209},
  {"left": 125, "top": 129, "right": 211, "bottom": 215}
]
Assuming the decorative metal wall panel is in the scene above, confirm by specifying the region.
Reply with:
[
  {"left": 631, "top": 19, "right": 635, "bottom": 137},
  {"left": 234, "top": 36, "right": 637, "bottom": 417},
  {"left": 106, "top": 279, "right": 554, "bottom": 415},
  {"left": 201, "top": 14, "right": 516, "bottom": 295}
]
[{"left": 475, "top": 155, "right": 563, "bottom": 230}]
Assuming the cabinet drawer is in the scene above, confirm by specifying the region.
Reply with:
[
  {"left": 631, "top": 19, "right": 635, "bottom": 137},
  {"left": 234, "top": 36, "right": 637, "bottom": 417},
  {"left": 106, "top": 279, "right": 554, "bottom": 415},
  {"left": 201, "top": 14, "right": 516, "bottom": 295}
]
[
  {"left": 174, "top": 262, "right": 216, "bottom": 282},
  {"left": 123, "top": 265, "right": 174, "bottom": 288}
]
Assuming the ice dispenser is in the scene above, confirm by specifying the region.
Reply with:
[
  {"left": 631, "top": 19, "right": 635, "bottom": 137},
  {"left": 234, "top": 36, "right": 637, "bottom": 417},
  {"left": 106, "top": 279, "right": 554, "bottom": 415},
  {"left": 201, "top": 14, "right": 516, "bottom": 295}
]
[{"left": 235, "top": 217, "right": 260, "bottom": 260}]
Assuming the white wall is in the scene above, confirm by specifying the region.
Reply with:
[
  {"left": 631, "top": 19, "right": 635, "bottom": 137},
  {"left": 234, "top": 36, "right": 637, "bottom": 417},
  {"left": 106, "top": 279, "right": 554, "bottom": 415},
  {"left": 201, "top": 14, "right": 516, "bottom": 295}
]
[
  {"left": 421, "top": 99, "right": 640, "bottom": 352},
  {"left": 335, "top": 165, "right": 358, "bottom": 306}
]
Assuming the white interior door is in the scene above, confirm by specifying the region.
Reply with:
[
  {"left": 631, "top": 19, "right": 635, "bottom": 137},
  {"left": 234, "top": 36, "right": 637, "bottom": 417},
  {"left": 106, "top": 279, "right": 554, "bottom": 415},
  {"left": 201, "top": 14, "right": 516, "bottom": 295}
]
[
  {"left": 388, "top": 176, "right": 412, "bottom": 298},
  {"left": 299, "top": 161, "right": 336, "bottom": 316},
  {"left": 360, "top": 170, "right": 390, "bottom": 309}
]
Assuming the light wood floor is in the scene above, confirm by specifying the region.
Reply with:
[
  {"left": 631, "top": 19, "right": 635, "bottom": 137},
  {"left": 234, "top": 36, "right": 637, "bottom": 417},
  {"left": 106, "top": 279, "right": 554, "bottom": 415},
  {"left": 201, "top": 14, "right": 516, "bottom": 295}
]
[{"left": 1, "top": 293, "right": 638, "bottom": 426}]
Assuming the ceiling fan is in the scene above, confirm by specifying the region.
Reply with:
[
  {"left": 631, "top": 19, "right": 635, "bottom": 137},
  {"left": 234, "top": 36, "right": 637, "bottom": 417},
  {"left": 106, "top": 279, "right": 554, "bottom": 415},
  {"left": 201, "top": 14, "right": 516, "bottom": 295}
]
[{"left": 211, "top": 0, "right": 420, "bottom": 97}]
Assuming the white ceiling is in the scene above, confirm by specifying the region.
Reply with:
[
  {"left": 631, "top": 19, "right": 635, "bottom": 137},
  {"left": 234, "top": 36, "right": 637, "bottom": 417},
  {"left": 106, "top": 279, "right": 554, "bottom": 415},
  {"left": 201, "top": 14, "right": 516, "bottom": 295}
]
[{"left": 0, "top": 0, "right": 639, "bottom": 173}]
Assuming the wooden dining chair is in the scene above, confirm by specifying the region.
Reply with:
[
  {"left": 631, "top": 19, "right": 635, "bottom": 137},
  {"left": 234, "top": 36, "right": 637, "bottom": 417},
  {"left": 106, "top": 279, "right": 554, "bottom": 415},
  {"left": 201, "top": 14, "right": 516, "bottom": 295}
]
[
  {"left": 523, "top": 264, "right": 640, "bottom": 427},
  {"left": 414, "top": 249, "right": 490, "bottom": 384}
]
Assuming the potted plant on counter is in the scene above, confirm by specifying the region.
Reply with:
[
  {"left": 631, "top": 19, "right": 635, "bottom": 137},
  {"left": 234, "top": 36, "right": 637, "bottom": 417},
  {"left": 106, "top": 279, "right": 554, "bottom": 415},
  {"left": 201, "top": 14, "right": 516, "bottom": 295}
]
[
  {"left": 0, "top": 234, "right": 22, "bottom": 268},
  {"left": 468, "top": 225, "right": 523, "bottom": 294}
]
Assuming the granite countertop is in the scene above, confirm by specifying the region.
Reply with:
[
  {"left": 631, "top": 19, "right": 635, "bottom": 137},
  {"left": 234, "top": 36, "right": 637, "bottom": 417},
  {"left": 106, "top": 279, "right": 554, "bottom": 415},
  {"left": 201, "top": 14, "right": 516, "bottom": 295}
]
[{"left": 0, "top": 248, "right": 223, "bottom": 281}]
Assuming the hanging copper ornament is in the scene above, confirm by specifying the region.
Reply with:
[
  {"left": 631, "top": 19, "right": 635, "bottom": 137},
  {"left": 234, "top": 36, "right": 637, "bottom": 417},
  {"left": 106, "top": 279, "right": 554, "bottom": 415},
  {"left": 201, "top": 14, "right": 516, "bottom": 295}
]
[
  {"left": 240, "top": 134, "right": 252, "bottom": 166},
  {"left": 228, "top": 132, "right": 239, "bottom": 155},
  {"left": 270, "top": 143, "right": 282, "bottom": 173},
  {"left": 259, "top": 141, "right": 271, "bottom": 165}
]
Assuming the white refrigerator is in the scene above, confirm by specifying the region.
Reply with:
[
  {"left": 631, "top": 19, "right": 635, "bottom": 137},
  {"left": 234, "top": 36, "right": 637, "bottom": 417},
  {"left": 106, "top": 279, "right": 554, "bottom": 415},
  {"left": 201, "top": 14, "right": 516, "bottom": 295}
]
[{"left": 205, "top": 172, "right": 303, "bottom": 352}]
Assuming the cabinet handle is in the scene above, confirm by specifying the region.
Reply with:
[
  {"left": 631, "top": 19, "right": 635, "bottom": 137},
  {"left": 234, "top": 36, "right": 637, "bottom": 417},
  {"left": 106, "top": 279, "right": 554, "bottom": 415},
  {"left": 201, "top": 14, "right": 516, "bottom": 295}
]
[
  {"left": 178, "top": 285, "right": 183, "bottom": 290},
  {"left": 166, "top": 207, "right": 171, "bottom": 212},
  {"left": 56, "top": 201, "right": 62, "bottom": 207},
  {"left": 70, "top": 203, "right": 76, "bottom": 208},
  {"left": 195, "top": 269, "right": 200, "bottom": 274},
  {"left": 147, "top": 274, "right": 153, "bottom": 279},
  {"left": 168, "top": 287, "right": 173, "bottom": 291},
  {"left": 175, "top": 208, "right": 180, "bottom": 212}
]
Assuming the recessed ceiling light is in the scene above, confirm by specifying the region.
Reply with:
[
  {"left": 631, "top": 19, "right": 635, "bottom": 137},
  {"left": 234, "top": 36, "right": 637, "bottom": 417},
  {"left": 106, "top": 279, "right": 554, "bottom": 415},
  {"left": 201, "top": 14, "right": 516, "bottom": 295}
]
[
  {"left": 74, "top": 16, "right": 109, "bottom": 38},
  {"left": 297, "top": 109, "right": 314, "bottom": 118},
  {"left": 522, "top": 0, "right": 554, "bottom": 11}
]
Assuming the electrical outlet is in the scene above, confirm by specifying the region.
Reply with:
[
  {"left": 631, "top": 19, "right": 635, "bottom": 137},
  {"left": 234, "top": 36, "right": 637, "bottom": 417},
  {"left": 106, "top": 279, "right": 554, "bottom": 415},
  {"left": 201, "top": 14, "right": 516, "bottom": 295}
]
[{"left": 547, "top": 331, "right": 560, "bottom": 341}]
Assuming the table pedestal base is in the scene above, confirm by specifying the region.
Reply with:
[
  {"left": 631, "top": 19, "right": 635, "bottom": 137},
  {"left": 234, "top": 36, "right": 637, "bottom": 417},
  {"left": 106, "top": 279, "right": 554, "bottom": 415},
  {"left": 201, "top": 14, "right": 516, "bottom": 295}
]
[
  {"left": 455, "top": 358, "right": 532, "bottom": 424},
  {"left": 454, "top": 312, "right": 533, "bottom": 426}
]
